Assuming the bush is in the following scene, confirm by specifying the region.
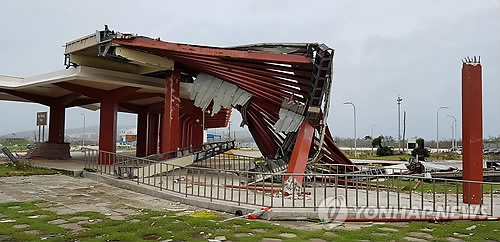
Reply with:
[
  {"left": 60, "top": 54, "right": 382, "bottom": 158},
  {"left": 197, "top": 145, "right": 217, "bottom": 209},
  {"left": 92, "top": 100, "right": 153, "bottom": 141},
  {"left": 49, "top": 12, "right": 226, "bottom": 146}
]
[
  {"left": 377, "top": 146, "right": 393, "bottom": 156},
  {"left": 411, "top": 147, "right": 430, "bottom": 159},
  {"left": 411, "top": 137, "right": 430, "bottom": 160}
]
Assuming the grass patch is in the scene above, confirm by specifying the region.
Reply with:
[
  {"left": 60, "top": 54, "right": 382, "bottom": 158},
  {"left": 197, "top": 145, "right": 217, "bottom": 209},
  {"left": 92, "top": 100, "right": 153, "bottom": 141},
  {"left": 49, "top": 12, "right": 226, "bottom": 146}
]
[
  {"left": 371, "top": 178, "right": 500, "bottom": 194},
  {"left": 1, "top": 201, "right": 500, "bottom": 241},
  {"left": 346, "top": 151, "right": 462, "bottom": 161},
  {"left": 0, "top": 162, "right": 58, "bottom": 177}
]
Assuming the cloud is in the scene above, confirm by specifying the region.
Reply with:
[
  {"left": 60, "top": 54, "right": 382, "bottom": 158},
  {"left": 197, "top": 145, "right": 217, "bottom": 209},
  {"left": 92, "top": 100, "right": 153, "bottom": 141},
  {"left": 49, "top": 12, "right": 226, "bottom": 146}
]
[{"left": 0, "top": 0, "right": 498, "bottom": 140}]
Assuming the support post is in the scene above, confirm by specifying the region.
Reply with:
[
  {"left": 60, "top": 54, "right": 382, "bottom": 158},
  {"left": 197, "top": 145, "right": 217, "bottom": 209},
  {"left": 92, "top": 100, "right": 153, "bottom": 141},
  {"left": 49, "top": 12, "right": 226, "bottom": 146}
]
[
  {"left": 161, "top": 70, "right": 181, "bottom": 156},
  {"left": 462, "top": 59, "right": 483, "bottom": 204},
  {"left": 147, "top": 113, "right": 159, "bottom": 155},
  {"left": 48, "top": 104, "right": 66, "bottom": 143},
  {"left": 99, "top": 97, "right": 117, "bottom": 164},
  {"left": 284, "top": 121, "right": 315, "bottom": 186},
  {"left": 136, "top": 111, "right": 148, "bottom": 157},
  {"left": 192, "top": 119, "right": 204, "bottom": 147}
]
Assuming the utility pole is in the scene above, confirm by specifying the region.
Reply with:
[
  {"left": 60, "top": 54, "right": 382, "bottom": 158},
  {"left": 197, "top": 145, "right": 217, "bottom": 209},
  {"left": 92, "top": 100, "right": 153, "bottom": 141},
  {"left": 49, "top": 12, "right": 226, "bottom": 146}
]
[{"left": 397, "top": 95, "right": 403, "bottom": 152}]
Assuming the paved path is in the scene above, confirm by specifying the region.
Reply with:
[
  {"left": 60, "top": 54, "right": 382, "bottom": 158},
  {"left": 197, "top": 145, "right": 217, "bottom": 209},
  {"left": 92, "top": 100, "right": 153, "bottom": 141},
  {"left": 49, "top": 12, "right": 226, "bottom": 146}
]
[{"left": 0, "top": 174, "right": 202, "bottom": 219}]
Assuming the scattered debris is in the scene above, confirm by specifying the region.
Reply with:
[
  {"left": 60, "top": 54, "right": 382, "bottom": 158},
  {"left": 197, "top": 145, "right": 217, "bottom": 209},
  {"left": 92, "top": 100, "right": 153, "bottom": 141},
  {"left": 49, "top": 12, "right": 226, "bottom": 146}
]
[
  {"left": 221, "top": 207, "right": 271, "bottom": 222},
  {"left": 466, "top": 225, "right": 476, "bottom": 231}
]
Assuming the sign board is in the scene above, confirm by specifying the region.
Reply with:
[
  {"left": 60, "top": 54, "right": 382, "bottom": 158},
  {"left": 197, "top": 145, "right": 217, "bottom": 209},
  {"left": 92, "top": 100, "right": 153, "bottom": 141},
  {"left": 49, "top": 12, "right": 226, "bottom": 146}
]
[
  {"left": 37, "top": 112, "right": 47, "bottom": 126},
  {"left": 1, "top": 147, "right": 17, "bottom": 166}
]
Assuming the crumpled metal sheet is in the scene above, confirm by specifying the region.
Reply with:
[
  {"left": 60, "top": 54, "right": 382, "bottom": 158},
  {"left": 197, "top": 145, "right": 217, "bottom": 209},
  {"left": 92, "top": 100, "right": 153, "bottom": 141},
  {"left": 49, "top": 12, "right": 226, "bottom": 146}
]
[
  {"left": 273, "top": 98, "right": 306, "bottom": 133},
  {"left": 191, "top": 73, "right": 252, "bottom": 115}
]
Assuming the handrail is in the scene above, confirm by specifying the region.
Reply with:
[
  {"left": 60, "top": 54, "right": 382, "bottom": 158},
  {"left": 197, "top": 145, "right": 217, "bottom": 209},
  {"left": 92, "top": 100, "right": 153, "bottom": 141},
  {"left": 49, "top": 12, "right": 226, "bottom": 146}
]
[{"left": 82, "top": 147, "right": 499, "bottom": 217}]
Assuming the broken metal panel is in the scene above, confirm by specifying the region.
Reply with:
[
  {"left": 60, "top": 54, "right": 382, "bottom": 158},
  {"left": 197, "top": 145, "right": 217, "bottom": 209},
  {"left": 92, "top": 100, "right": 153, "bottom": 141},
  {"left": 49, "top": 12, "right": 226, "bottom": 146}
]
[
  {"left": 114, "top": 46, "right": 174, "bottom": 70},
  {"left": 64, "top": 33, "right": 99, "bottom": 54},
  {"left": 273, "top": 98, "right": 306, "bottom": 133},
  {"left": 191, "top": 73, "right": 252, "bottom": 115}
]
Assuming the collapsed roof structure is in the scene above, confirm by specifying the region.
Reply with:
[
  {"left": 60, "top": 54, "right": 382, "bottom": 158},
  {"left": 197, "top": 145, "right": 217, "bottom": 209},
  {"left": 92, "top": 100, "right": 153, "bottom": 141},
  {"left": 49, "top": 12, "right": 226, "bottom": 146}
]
[{"left": 0, "top": 26, "right": 353, "bottom": 175}]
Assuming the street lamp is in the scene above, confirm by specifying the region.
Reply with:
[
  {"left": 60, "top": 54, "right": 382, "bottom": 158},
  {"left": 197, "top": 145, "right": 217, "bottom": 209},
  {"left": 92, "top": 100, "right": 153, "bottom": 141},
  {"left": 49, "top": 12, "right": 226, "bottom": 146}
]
[
  {"left": 447, "top": 115, "right": 457, "bottom": 151},
  {"left": 397, "top": 95, "right": 403, "bottom": 152},
  {"left": 81, "top": 114, "right": 86, "bottom": 147},
  {"left": 344, "top": 102, "right": 357, "bottom": 157},
  {"left": 436, "top": 106, "right": 449, "bottom": 153}
]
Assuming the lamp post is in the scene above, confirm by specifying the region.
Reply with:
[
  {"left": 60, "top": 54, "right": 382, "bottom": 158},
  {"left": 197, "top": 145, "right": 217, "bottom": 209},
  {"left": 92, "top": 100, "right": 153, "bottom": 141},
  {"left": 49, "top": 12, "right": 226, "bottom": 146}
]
[
  {"left": 447, "top": 115, "right": 457, "bottom": 151},
  {"left": 397, "top": 95, "right": 403, "bottom": 152},
  {"left": 81, "top": 113, "right": 86, "bottom": 147},
  {"left": 436, "top": 106, "right": 449, "bottom": 153},
  {"left": 344, "top": 102, "right": 357, "bottom": 157}
]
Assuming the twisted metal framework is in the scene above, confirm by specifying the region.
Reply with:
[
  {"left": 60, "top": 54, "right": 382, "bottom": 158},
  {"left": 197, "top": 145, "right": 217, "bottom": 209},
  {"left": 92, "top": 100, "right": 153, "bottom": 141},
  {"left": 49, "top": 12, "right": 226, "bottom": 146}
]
[{"left": 100, "top": 30, "right": 353, "bottom": 172}]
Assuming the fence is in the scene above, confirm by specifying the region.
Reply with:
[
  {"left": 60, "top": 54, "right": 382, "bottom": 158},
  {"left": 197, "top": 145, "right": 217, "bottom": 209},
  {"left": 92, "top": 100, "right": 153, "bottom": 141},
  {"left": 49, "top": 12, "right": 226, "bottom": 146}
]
[{"left": 83, "top": 148, "right": 500, "bottom": 218}]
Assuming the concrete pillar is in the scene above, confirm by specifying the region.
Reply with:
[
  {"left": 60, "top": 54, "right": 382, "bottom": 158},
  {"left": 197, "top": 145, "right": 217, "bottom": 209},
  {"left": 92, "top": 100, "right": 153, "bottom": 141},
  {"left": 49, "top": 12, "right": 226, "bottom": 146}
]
[
  {"left": 99, "top": 97, "right": 117, "bottom": 164},
  {"left": 161, "top": 70, "right": 181, "bottom": 155},
  {"left": 136, "top": 111, "right": 148, "bottom": 157},
  {"left": 48, "top": 104, "right": 66, "bottom": 143}
]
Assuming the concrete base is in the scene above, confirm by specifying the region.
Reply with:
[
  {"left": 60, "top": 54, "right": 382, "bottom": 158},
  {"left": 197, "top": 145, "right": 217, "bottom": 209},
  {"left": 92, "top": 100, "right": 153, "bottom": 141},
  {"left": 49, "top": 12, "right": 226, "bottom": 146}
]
[{"left": 25, "top": 142, "right": 71, "bottom": 160}]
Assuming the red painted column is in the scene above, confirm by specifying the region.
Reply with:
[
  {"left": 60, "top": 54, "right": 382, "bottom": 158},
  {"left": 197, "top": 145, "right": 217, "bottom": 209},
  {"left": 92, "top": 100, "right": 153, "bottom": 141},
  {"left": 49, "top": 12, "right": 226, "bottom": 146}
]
[
  {"left": 186, "top": 119, "right": 194, "bottom": 147},
  {"left": 136, "top": 111, "right": 148, "bottom": 157},
  {"left": 158, "top": 114, "right": 164, "bottom": 153},
  {"left": 147, "top": 113, "right": 159, "bottom": 155},
  {"left": 179, "top": 115, "right": 187, "bottom": 148},
  {"left": 48, "top": 104, "right": 66, "bottom": 143},
  {"left": 192, "top": 119, "right": 204, "bottom": 147},
  {"left": 462, "top": 59, "right": 483, "bottom": 204},
  {"left": 99, "top": 97, "right": 117, "bottom": 164},
  {"left": 161, "top": 70, "right": 181, "bottom": 156},
  {"left": 284, "top": 121, "right": 315, "bottom": 186}
]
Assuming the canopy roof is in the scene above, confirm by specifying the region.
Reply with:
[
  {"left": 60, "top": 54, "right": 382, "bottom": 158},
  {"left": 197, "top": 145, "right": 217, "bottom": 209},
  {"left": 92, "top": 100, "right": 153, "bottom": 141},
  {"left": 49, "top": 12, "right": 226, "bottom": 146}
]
[{"left": 0, "top": 27, "right": 353, "bottom": 169}]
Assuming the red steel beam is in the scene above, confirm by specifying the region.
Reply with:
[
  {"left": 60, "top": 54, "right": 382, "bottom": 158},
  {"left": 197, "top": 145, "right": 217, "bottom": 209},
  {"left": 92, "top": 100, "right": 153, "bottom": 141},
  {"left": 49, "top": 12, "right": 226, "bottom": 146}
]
[
  {"left": 462, "top": 60, "right": 483, "bottom": 204},
  {"left": 163, "top": 52, "right": 311, "bottom": 92},
  {"left": 113, "top": 37, "right": 313, "bottom": 65},
  {"left": 285, "top": 121, "right": 315, "bottom": 186}
]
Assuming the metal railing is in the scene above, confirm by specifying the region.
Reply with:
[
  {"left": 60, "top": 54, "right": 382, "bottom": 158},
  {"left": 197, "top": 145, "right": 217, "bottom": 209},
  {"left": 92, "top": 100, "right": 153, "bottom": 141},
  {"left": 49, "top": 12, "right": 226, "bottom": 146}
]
[
  {"left": 83, "top": 149, "right": 500, "bottom": 218},
  {"left": 145, "top": 141, "right": 235, "bottom": 162}
]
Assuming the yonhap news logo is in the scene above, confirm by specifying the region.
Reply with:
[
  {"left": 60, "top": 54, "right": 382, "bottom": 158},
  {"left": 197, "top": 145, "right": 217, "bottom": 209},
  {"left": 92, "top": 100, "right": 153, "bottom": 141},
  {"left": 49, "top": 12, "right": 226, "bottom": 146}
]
[
  {"left": 317, "top": 196, "right": 489, "bottom": 228},
  {"left": 317, "top": 196, "right": 348, "bottom": 229}
]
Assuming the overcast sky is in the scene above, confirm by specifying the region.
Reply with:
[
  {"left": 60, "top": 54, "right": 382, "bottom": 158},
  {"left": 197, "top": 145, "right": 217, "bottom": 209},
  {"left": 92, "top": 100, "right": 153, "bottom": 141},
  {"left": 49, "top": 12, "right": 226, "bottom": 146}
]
[{"left": 0, "top": 0, "right": 498, "bottom": 141}]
